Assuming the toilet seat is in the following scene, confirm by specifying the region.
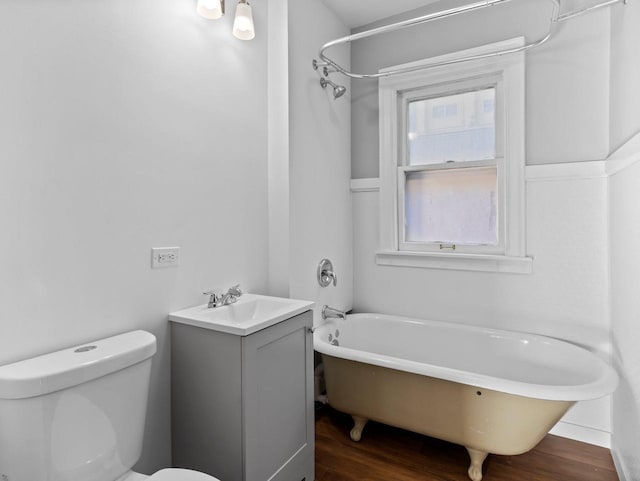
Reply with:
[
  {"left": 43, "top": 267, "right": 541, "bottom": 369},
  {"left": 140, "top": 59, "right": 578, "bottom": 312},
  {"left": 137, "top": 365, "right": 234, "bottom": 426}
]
[{"left": 148, "top": 468, "right": 221, "bottom": 481}]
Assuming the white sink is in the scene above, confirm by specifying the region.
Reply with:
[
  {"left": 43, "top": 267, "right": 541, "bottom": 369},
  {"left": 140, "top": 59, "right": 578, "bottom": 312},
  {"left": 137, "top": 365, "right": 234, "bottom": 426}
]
[{"left": 169, "top": 294, "right": 314, "bottom": 336}]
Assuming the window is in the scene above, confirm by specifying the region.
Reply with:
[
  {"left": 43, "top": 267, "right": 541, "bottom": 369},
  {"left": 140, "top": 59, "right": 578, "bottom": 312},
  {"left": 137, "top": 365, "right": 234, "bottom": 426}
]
[{"left": 377, "top": 38, "right": 531, "bottom": 273}]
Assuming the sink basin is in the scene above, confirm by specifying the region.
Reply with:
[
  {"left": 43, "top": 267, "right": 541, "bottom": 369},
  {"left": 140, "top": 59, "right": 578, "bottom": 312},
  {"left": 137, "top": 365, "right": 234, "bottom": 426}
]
[
  {"left": 197, "top": 297, "right": 296, "bottom": 324},
  {"left": 169, "top": 294, "right": 314, "bottom": 336}
]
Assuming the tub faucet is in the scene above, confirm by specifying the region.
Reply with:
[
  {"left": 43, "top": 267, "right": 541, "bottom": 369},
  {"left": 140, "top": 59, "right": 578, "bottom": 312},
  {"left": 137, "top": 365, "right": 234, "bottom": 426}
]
[
  {"left": 322, "top": 305, "right": 346, "bottom": 320},
  {"left": 203, "top": 284, "right": 243, "bottom": 308}
]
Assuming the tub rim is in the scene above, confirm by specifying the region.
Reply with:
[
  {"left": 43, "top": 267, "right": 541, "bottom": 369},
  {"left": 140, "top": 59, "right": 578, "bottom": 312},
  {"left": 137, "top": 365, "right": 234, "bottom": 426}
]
[{"left": 314, "top": 313, "right": 618, "bottom": 402}]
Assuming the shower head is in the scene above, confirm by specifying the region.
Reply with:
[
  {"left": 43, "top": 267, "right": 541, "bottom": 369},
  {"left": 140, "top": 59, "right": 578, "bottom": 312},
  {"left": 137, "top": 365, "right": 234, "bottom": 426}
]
[
  {"left": 320, "top": 77, "right": 347, "bottom": 100},
  {"left": 333, "top": 84, "right": 347, "bottom": 99}
]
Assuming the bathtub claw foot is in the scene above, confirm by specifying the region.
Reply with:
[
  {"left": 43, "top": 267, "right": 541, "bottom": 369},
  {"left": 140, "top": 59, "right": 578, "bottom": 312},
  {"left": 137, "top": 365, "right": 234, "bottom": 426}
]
[
  {"left": 350, "top": 415, "right": 368, "bottom": 442},
  {"left": 465, "top": 447, "right": 488, "bottom": 481}
]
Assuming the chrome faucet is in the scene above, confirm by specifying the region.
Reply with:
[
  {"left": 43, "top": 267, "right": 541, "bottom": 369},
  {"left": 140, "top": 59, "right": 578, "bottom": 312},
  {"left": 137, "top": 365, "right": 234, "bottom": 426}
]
[
  {"left": 203, "top": 284, "right": 243, "bottom": 308},
  {"left": 322, "top": 305, "right": 346, "bottom": 320}
]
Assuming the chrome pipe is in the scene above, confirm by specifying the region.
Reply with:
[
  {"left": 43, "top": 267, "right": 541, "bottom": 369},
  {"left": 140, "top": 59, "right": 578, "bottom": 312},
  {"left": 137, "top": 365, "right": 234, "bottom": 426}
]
[
  {"left": 312, "top": 59, "right": 328, "bottom": 70},
  {"left": 326, "top": 0, "right": 514, "bottom": 47},
  {"left": 322, "top": 66, "right": 337, "bottom": 77},
  {"left": 557, "top": 0, "right": 625, "bottom": 22},
  {"left": 312, "top": 0, "right": 629, "bottom": 80}
]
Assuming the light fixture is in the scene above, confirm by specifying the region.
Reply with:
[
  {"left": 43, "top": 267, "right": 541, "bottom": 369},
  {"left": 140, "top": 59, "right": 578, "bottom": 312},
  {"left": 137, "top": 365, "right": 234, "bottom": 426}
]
[
  {"left": 197, "top": 0, "right": 225, "bottom": 19},
  {"left": 233, "top": 0, "right": 255, "bottom": 41}
]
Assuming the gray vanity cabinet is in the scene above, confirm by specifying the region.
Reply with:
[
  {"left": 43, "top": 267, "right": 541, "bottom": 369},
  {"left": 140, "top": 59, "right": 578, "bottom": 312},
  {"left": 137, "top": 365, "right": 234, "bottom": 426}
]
[{"left": 171, "top": 310, "right": 314, "bottom": 481}]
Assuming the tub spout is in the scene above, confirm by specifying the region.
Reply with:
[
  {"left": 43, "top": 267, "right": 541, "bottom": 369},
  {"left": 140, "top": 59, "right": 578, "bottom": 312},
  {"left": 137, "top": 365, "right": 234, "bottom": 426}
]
[{"left": 322, "top": 305, "right": 346, "bottom": 320}]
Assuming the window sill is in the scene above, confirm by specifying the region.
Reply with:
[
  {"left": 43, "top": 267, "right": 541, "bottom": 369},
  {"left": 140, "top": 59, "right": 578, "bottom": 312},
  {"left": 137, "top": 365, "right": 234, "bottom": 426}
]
[{"left": 375, "top": 250, "right": 533, "bottom": 274}]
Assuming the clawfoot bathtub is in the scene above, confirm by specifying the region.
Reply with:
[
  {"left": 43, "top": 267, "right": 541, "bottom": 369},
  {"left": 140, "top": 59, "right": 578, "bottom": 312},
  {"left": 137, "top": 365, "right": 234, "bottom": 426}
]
[{"left": 314, "top": 314, "right": 618, "bottom": 481}]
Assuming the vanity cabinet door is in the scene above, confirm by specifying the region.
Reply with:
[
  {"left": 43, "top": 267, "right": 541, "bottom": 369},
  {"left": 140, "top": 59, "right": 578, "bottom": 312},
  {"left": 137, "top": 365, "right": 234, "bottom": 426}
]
[{"left": 242, "top": 310, "right": 314, "bottom": 481}]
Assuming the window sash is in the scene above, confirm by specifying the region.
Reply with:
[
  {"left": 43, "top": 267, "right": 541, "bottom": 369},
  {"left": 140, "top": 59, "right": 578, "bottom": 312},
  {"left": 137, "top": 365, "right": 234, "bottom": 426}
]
[
  {"left": 397, "top": 79, "right": 505, "bottom": 254},
  {"left": 397, "top": 158, "right": 506, "bottom": 254},
  {"left": 405, "top": 87, "right": 497, "bottom": 166},
  {"left": 398, "top": 76, "right": 504, "bottom": 170}
]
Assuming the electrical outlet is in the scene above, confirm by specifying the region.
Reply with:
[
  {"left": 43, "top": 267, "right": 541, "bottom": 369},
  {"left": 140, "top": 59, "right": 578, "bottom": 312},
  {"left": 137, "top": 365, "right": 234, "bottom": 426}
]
[{"left": 151, "top": 247, "right": 180, "bottom": 268}]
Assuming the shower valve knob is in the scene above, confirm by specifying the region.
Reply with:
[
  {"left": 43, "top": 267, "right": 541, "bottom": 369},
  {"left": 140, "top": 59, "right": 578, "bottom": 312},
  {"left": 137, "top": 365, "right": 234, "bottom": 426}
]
[{"left": 317, "top": 258, "right": 337, "bottom": 287}]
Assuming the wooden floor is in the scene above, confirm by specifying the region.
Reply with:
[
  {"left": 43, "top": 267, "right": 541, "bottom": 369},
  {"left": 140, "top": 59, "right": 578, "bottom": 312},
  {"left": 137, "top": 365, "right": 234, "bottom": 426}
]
[{"left": 315, "top": 406, "right": 618, "bottom": 481}]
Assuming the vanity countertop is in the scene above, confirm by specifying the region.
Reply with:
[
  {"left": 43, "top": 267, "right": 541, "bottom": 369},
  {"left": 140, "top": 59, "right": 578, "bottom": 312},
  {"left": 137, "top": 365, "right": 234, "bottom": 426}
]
[{"left": 169, "top": 293, "right": 314, "bottom": 336}]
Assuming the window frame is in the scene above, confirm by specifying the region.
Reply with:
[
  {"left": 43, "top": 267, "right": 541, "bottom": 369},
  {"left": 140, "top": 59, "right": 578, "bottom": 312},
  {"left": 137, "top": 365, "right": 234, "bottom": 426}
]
[
  {"left": 397, "top": 78, "right": 504, "bottom": 254},
  {"left": 377, "top": 38, "right": 530, "bottom": 273}
]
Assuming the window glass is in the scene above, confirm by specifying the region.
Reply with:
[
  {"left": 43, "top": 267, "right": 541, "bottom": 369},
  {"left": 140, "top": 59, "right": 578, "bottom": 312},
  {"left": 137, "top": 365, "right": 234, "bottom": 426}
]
[
  {"left": 407, "top": 88, "right": 496, "bottom": 165},
  {"left": 404, "top": 166, "right": 498, "bottom": 245}
]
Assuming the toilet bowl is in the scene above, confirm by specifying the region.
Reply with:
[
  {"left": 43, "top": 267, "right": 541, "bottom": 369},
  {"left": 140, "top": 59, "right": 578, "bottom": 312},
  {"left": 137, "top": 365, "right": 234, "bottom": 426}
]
[
  {"left": 120, "top": 468, "right": 219, "bottom": 481},
  {"left": 0, "top": 330, "right": 221, "bottom": 481}
]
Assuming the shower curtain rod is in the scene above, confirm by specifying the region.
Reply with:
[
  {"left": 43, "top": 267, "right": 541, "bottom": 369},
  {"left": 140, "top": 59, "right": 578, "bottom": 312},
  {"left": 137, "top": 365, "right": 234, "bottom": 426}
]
[{"left": 314, "top": 0, "right": 626, "bottom": 80}]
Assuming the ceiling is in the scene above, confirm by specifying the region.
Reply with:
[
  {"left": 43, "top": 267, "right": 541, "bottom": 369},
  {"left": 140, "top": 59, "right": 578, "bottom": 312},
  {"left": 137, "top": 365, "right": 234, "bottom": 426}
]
[{"left": 321, "top": 0, "right": 442, "bottom": 29}]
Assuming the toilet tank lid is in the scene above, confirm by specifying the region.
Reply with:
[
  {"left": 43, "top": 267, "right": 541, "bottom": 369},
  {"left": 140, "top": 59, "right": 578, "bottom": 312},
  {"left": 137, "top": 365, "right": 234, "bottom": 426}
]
[{"left": 0, "top": 330, "right": 157, "bottom": 400}]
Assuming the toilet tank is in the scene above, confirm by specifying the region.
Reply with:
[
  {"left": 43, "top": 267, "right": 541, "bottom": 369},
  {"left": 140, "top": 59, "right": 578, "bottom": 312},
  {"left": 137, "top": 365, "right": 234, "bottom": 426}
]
[{"left": 0, "top": 330, "right": 157, "bottom": 481}]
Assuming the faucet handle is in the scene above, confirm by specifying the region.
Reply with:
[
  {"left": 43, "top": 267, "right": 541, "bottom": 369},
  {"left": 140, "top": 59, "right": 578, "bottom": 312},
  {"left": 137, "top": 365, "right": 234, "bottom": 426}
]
[
  {"left": 203, "top": 290, "right": 220, "bottom": 308},
  {"left": 321, "top": 269, "right": 337, "bottom": 287},
  {"left": 228, "top": 284, "right": 243, "bottom": 296},
  {"left": 317, "top": 259, "right": 337, "bottom": 287}
]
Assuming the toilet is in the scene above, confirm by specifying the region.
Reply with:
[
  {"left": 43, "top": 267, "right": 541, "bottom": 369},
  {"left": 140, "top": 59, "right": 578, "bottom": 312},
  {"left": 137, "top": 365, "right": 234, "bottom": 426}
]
[{"left": 0, "top": 330, "right": 220, "bottom": 481}]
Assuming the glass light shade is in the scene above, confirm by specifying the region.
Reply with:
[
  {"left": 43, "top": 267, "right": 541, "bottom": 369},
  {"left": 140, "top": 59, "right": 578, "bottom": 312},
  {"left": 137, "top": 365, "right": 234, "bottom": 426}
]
[
  {"left": 197, "top": 0, "right": 224, "bottom": 19},
  {"left": 233, "top": 2, "right": 255, "bottom": 40}
]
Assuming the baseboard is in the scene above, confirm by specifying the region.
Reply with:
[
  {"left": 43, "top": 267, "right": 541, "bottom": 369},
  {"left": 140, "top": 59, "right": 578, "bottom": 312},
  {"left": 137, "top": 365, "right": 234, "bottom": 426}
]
[
  {"left": 611, "top": 448, "right": 630, "bottom": 481},
  {"left": 549, "top": 421, "right": 611, "bottom": 448}
]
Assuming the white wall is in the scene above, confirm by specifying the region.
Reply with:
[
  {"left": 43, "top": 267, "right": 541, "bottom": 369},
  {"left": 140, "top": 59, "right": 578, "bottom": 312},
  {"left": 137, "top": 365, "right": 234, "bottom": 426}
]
[
  {"left": 286, "top": 0, "right": 354, "bottom": 319},
  {"left": 268, "top": 0, "right": 291, "bottom": 298},
  {"left": 353, "top": 174, "right": 608, "bottom": 348},
  {"left": 610, "top": 0, "right": 640, "bottom": 151},
  {"left": 610, "top": 149, "right": 640, "bottom": 481},
  {"left": 0, "top": 0, "right": 268, "bottom": 473},
  {"left": 609, "top": 0, "right": 640, "bottom": 470},
  {"left": 350, "top": 1, "right": 611, "bottom": 178}
]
